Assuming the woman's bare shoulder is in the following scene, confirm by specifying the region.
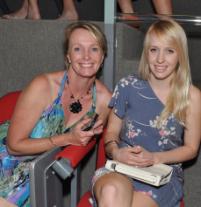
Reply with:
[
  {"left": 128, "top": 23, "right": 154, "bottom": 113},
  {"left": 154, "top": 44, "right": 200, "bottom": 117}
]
[
  {"left": 95, "top": 80, "right": 112, "bottom": 124},
  {"left": 95, "top": 79, "right": 112, "bottom": 101},
  {"left": 21, "top": 71, "right": 65, "bottom": 104},
  {"left": 23, "top": 73, "right": 50, "bottom": 95},
  {"left": 189, "top": 85, "right": 201, "bottom": 103}
]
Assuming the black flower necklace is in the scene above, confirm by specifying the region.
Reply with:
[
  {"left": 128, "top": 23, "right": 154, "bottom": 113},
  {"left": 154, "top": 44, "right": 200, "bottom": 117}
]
[{"left": 67, "top": 79, "right": 90, "bottom": 114}]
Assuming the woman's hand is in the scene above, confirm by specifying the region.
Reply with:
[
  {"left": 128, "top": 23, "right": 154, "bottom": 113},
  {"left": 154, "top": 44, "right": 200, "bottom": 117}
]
[
  {"left": 67, "top": 117, "right": 103, "bottom": 146},
  {"left": 92, "top": 118, "right": 104, "bottom": 135},
  {"left": 112, "top": 146, "right": 155, "bottom": 167}
]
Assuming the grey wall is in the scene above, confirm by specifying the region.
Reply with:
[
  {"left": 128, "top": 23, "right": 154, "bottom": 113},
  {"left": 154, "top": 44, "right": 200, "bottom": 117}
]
[{"left": 0, "top": 20, "right": 66, "bottom": 96}]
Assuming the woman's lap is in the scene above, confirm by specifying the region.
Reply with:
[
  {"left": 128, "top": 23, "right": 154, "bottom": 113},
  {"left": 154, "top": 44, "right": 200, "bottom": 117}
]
[{"left": 91, "top": 167, "right": 183, "bottom": 207}]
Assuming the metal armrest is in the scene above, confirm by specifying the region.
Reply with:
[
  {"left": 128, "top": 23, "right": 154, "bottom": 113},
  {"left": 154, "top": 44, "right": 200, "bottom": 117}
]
[
  {"left": 29, "top": 147, "right": 63, "bottom": 207},
  {"left": 29, "top": 139, "right": 97, "bottom": 207}
]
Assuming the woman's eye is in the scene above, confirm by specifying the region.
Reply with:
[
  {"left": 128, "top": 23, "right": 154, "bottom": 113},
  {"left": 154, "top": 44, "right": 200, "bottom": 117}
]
[
  {"left": 167, "top": 49, "right": 174, "bottom": 54},
  {"left": 149, "top": 48, "right": 157, "bottom": 53},
  {"left": 73, "top": 47, "right": 80, "bottom": 52},
  {"left": 91, "top": 47, "right": 99, "bottom": 52}
]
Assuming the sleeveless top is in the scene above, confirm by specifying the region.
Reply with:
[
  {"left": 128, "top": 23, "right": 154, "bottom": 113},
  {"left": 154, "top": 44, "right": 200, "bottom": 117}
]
[{"left": 0, "top": 71, "right": 96, "bottom": 206}]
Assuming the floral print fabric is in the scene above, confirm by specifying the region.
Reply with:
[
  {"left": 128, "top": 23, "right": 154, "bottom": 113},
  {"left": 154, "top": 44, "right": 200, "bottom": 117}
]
[
  {"left": 0, "top": 71, "right": 96, "bottom": 206},
  {"left": 93, "top": 75, "right": 184, "bottom": 207}
]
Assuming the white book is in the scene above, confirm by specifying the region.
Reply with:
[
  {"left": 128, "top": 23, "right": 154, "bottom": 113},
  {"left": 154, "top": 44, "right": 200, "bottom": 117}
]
[{"left": 105, "top": 160, "right": 173, "bottom": 187}]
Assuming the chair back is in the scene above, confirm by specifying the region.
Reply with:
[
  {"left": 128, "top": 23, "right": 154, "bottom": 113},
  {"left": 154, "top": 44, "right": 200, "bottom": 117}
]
[
  {"left": 0, "top": 91, "right": 21, "bottom": 123},
  {"left": 96, "top": 130, "right": 107, "bottom": 169}
]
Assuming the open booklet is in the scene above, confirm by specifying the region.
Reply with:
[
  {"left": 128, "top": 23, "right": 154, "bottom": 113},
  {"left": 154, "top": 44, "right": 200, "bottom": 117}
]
[{"left": 105, "top": 160, "right": 173, "bottom": 187}]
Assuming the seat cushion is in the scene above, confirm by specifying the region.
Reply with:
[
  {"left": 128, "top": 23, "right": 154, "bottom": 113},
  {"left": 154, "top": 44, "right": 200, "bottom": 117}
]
[{"left": 77, "top": 191, "right": 92, "bottom": 207}]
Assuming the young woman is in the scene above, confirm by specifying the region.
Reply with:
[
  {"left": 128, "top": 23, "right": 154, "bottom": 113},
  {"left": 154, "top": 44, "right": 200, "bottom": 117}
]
[
  {"left": 0, "top": 22, "right": 111, "bottom": 206},
  {"left": 93, "top": 19, "right": 201, "bottom": 207}
]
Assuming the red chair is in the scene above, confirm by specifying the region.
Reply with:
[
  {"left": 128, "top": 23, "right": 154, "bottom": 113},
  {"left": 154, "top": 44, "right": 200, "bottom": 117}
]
[
  {"left": 77, "top": 131, "right": 106, "bottom": 207},
  {"left": 0, "top": 91, "right": 21, "bottom": 123},
  {"left": 55, "top": 128, "right": 106, "bottom": 207}
]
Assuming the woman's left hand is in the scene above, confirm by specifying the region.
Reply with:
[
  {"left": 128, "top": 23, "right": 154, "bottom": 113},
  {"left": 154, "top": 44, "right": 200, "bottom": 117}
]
[{"left": 130, "top": 146, "right": 155, "bottom": 167}]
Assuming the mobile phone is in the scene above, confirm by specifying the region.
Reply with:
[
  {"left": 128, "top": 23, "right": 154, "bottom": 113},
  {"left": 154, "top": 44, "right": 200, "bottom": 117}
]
[{"left": 82, "top": 113, "right": 99, "bottom": 131}]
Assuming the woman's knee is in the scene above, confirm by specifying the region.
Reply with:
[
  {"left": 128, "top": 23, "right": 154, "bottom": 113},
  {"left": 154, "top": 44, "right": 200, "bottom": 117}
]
[{"left": 94, "top": 173, "right": 133, "bottom": 206}]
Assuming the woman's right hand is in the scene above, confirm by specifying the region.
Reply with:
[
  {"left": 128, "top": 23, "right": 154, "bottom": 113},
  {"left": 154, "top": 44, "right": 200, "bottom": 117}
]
[
  {"left": 112, "top": 146, "right": 154, "bottom": 167},
  {"left": 67, "top": 117, "right": 97, "bottom": 146}
]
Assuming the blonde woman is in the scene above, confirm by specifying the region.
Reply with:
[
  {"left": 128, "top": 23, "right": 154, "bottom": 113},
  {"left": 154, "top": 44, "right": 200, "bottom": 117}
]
[{"left": 93, "top": 19, "right": 201, "bottom": 207}]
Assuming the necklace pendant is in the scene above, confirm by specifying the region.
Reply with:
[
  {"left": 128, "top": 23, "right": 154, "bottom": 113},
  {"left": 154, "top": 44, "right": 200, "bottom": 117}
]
[{"left": 69, "top": 100, "right": 82, "bottom": 113}]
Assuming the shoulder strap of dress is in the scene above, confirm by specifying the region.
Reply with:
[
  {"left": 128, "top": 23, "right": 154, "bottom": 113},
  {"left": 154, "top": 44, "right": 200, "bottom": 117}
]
[
  {"left": 58, "top": 71, "right": 67, "bottom": 98},
  {"left": 91, "top": 81, "right": 96, "bottom": 112}
]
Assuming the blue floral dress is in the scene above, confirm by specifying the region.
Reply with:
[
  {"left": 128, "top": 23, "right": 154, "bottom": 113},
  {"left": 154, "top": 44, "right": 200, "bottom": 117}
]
[
  {"left": 0, "top": 71, "right": 96, "bottom": 206},
  {"left": 93, "top": 75, "right": 184, "bottom": 207}
]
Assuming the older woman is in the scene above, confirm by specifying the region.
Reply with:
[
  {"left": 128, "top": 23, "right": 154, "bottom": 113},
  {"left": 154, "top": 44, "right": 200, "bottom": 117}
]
[{"left": 0, "top": 21, "right": 111, "bottom": 206}]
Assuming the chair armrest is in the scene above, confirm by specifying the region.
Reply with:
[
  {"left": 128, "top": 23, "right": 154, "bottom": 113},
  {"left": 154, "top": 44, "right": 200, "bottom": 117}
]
[
  {"left": 52, "top": 139, "right": 97, "bottom": 180},
  {"left": 56, "top": 139, "right": 97, "bottom": 168}
]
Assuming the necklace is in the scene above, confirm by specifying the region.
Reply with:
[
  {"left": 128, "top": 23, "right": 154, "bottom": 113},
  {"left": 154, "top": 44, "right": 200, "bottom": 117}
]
[
  {"left": 67, "top": 79, "right": 91, "bottom": 114},
  {"left": 69, "top": 98, "right": 82, "bottom": 113}
]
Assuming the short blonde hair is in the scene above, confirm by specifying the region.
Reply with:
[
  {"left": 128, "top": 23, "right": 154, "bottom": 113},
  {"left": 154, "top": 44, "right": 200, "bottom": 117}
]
[
  {"left": 138, "top": 19, "right": 192, "bottom": 125},
  {"left": 64, "top": 21, "right": 107, "bottom": 56}
]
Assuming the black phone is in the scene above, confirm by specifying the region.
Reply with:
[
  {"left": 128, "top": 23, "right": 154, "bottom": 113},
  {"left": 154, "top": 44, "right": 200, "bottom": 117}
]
[{"left": 82, "top": 113, "right": 99, "bottom": 131}]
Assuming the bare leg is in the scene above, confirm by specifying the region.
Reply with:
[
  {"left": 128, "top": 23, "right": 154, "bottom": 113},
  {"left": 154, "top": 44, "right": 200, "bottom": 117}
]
[
  {"left": 118, "top": 0, "right": 134, "bottom": 13},
  {"left": 0, "top": 197, "right": 17, "bottom": 207},
  {"left": 27, "top": 0, "right": 41, "bottom": 19},
  {"left": 152, "top": 0, "right": 173, "bottom": 15},
  {"left": 117, "top": 0, "right": 139, "bottom": 22},
  {"left": 2, "top": 0, "right": 40, "bottom": 20},
  {"left": 58, "top": 0, "right": 78, "bottom": 20},
  {"left": 94, "top": 172, "right": 133, "bottom": 207},
  {"left": 131, "top": 191, "right": 159, "bottom": 207},
  {"left": 94, "top": 172, "right": 158, "bottom": 207},
  {"left": 2, "top": 0, "right": 28, "bottom": 19}
]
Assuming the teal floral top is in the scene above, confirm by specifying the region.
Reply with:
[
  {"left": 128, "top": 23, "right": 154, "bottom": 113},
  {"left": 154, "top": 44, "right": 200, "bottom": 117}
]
[{"left": 0, "top": 71, "right": 96, "bottom": 206}]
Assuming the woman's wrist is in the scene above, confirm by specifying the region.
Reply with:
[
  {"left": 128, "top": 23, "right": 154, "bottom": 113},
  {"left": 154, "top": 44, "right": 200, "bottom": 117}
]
[
  {"left": 104, "top": 140, "right": 119, "bottom": 148},
  {"left": 152, "top": 152, "right": 160, "bottom": 164},
  {"left": 49, "top": 137, "right": 57, "bottom": 147},
  {"left": 49, "top": 133, "right": 68, "bottom": 147},
  {"left": 105, "top": 139, "right": 119, "bottom": 159}
]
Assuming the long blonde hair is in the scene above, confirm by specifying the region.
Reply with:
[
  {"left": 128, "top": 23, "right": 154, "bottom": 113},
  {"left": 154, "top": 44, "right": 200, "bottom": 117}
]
[{"left": 138, "top": 19, "right": 191, "bottom": 126}]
